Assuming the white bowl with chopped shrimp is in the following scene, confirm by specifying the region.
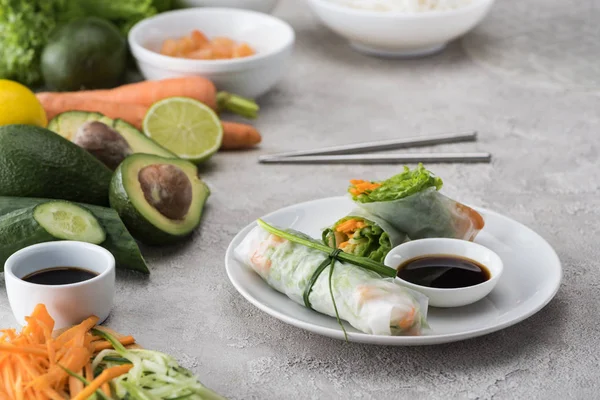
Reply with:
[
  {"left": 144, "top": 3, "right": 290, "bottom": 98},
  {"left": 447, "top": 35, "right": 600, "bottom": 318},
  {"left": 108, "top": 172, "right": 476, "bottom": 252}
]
[
  {"left": 306, "top": 0, "right": 495, "bottom": 58},
  {"left": 128, "top": 8, "right": 295, "bottom": 98}
]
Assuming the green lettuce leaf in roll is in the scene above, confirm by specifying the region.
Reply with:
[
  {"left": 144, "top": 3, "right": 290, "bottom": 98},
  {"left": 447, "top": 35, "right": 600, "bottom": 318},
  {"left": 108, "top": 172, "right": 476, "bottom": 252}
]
[
  {"left": 348, "top": 164, "right": 484, "bottom": 241},
  {"left": 322, "top": 209, "right": 406, "bottom": 262}
]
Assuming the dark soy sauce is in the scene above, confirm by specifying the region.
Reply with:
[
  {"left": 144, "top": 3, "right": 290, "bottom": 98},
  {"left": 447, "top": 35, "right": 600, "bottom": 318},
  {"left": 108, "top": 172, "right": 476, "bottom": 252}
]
[
  {"left": 397, "top": 255, "right": 490, "bottom": 289},
  {"left": 22, "top": 267, "right": 98, "bottom": 285}
]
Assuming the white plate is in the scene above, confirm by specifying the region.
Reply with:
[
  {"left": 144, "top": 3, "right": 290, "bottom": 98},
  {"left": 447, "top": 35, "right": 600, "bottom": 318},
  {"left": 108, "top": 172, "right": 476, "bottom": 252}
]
[{"left": 225, "top": 197, "right": 562, "bottom": 345}]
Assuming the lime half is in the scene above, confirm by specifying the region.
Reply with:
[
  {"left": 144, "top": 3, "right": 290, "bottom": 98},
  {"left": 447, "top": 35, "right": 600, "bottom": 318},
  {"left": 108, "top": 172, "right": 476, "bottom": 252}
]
[{"left": 143, "top": 97, "right": 223, "bottom": 163}]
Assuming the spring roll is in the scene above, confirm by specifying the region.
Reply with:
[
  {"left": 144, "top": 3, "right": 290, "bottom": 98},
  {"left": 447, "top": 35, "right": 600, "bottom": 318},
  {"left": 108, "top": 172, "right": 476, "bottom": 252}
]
[
  {"left": 323, "top": 208, "right": 407, "bottom": 262},
  {"left": 349, "top": 164, "right": 484, "bottom": 241},
  {"left": 235, "top": 225, "right": 428, "bottom": 336}
]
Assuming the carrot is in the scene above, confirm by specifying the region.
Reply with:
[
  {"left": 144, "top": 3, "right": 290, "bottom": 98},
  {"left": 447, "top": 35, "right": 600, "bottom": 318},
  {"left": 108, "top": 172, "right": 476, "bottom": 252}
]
[
  {"left": 39, "top": 97, "right": 261, "bottom": 149},
  {"left": 37, "top": 76, "right": 217, "bottom": 110},
  {"left": 36, "top": 93, "right": 147, "bottom": 127},
  {"left": 71, "top": 364, "right": 133, "bottom": 400},
  {"left": 68, "top": 370, "right": 84, "bottom": 397},
  {"left": 92, "top": 336, "right": 135, "bottom": 352},
  {"left": 0, "top": 344, "right": 47, "bottom": 356},
  {"left": 101, "top": 381, "right": 112, "bottom": 398},
  {"left": 1, "top": 307, "right": 138, "bottom": 399},
  {"left": 221, "top": 121, "right": 262, "bottom": 150},
  {"left": 101, "top": 382, "right": 111, "bottom": 399},
  {"left": 349, "top": 180, "right": 382, "bottom": 196}
]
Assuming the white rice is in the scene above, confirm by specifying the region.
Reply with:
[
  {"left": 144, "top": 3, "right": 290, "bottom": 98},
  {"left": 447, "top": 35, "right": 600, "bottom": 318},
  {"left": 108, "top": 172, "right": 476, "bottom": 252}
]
[{"left": 327, "top": 0, "right": 474, "bottom": 12}]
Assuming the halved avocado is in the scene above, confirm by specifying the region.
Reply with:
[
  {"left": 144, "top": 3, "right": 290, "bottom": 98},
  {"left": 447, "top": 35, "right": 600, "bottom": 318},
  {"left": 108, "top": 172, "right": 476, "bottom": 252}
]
[
  {"left": 113, "top": 119, "right": 175, "bottom": 158},
  {"left": 109, "top": 154, "right": 210, "bottom": 245},
  {"left": 48, "top": 111, "right": 176, "bottom": 169}
]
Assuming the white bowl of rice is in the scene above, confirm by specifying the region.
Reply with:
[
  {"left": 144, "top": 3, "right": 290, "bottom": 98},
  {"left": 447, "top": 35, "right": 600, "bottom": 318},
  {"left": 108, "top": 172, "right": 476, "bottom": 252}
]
[{"left": 306, "top": 0, "right": 495, "bottom": 57}]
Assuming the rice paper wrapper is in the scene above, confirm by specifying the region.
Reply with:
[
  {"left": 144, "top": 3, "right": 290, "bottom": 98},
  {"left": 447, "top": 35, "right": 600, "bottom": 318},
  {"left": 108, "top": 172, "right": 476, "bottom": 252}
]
[
  {"left": 235, "top": 225, "right": 428, "bottom": 336},
  {"left": 353, "top": 187, "right": 484, "bottom": 241}
]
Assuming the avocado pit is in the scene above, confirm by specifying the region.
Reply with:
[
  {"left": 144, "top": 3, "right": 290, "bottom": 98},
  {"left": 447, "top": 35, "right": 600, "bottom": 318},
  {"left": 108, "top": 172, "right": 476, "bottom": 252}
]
[
  {"left": 138, "top": 164, "right": 192, "bottom": 220},
  {"left": 73, "top": 121, "right": 132, "bottom": 170}
]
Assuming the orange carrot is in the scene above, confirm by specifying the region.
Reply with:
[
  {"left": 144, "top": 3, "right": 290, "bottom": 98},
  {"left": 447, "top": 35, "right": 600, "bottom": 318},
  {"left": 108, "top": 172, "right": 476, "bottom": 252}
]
[
  {"left": 221, "top": 121, "right": 262, "bottom": 150},
  {"left": 92, "top": 336, "right": 135, "bottom": 352},
  {"left": 71, "top": 364, "right": 133, "bottom": 400},
  {"left": 37, "top": 93, "right": 147, "bottom": 127},
  {"left": 68, "top": 371, "right": 84, "bottom": 397},
  {"left": 101, "top": 381, "right": 112, "bottom": 398},
  {"left": 37, "top": 76, "right": 217, "bottom": 110},
  {"left": 0, "top": 307, "right": 139, "bottom": 399}
]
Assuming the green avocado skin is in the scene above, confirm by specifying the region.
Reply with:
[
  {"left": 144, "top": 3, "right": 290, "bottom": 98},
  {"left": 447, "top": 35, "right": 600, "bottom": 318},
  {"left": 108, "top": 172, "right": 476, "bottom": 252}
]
[
  {"left": 41, "top": 17, "right": 127, "bottom": 91},
  {"left": 0, "top": 196, "right": 149, "bottom": 274},
  {"left": 0, "top": 206, "right": 56, "bottom": 269},
  {"left": 109, "top": 159, "right": 210, "bottom": 246},
  {"left": 0, "top": 125, "right": 112, "bottom": 206}
]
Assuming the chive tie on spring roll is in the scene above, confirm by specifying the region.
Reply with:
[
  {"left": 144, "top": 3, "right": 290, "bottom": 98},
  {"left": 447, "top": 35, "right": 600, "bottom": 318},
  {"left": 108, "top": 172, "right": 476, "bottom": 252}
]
[
  {"left": 235, "top": 222, "right": 428, "bottom": 336},
  {"left": 349, "top": 164, "right": 484, "bottom": 241},
  {"left": 323, "top": 208, "right": 407, "bottom": 262}
]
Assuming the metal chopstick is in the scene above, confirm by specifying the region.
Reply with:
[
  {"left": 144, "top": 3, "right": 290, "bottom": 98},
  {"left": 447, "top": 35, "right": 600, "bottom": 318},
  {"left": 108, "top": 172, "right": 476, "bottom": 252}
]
[
  {"left": 258, "top": 131, "right": 477, "bottom": 161},
  {"left": 259, "top": 152, "right": 492, "bottom": 164}
]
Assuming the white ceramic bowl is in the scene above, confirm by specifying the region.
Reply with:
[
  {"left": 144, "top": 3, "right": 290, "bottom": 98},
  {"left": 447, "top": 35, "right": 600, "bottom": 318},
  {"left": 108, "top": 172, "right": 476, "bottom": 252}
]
[
  {"left": 306, "top": 0, "right": 495, "bottom": 57},
  {"left": 4, "top": 241, "right": 116, "bottom": 329},
  {"left": 128, "top": 8, "right": 295, "bottom": 98},
  {"left": 384, "top": 238, "right": 503, "bottom": 308},
  {"left": 175, "top": 0, "right": 280, "bottom": 14}
]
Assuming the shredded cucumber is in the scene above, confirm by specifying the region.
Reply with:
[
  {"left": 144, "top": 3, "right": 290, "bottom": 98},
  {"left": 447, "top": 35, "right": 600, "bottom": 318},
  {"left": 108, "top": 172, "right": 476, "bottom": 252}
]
[{"left": 91, "top": 329, "right": 226, "bottom": 400}]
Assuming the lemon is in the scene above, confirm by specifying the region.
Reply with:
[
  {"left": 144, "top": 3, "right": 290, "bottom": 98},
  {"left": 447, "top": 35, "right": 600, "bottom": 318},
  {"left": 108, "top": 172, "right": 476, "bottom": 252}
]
[
  {"left": 0, "top": 80, "right": 47, "bottom": 127},
  {"left": 143, "top": 97, "right": 223, "bottom": 164}
]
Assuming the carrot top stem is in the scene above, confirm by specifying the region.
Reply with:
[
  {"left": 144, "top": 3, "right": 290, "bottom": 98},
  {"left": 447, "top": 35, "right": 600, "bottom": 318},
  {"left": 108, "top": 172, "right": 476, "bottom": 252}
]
[{"left": 217, "top": 91, "right": 259, "bottom": 119}]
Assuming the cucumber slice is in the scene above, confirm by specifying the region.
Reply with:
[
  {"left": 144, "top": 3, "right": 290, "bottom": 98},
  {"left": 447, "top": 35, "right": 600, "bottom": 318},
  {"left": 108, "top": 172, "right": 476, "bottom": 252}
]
[
  {"left": 33, "top": 201, "right": 105, "bottom": 244},
  {"left": 0, "top": 197, "right": 149, "bottom": 274},
  {"left": 0, "top": 202, "right": 107, "bottom": 267}
]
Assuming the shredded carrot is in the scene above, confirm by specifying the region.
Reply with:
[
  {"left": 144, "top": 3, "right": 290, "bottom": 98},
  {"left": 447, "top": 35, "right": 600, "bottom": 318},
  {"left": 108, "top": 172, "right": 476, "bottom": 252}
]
[
  {"left": 336, "top": 219, "right": 358, "bottom": 234},
  {"left": 72, "top": 364, "right": 133, "bottom": 400},
  {"left": 85, "top": 362, "right": 93, "bottom": 383},
  {"left": 68, "top": 371, "right": 84, "bottom": 398},
  {"left": 338, "top": 241, "right": 350, "bottom": 249},
  {"left": 349, "top": 180, "right": 382, "bottom": 196},
  {"left": 101, "top": 381, "right": 111, "bottom": 397},
  {"left": 0, "top": 305, "right": 136, "bottom": 399},
  {"left": 92, "top": 336, "right": 135, "bottom": 352}
]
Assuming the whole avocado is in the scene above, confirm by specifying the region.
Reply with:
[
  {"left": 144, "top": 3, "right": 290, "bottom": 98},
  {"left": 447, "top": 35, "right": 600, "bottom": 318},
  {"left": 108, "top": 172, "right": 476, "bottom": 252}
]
[
  {"left": 41, "top": 17, "right": 127, "bottom": 91},
  {"left": 0, "top": 124, "right": 112, "bottom": 206}
]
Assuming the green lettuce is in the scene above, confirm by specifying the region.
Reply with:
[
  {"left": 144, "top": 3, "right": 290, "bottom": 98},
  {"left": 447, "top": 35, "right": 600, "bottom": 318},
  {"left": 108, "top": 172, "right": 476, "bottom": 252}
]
[
  {"left": 0, "top": 0, "right": 73, "bottom": 85},
  {"left": 0, "top": 0, "right": 171, "bottom": 86},
  {"left": 323, "top": 217, "right": 392, "bottom": 262},
  {"left": 350, "top": 164, "right": 443, "bottom": 203}
]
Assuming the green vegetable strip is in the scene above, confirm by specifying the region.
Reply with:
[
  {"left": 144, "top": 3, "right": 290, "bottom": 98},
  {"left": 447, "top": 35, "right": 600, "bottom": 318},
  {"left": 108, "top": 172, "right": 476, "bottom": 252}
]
[
  {"left": 327, "top": 257, "right": 348, "bottom": 341},
  {"left": 91, "top": 328, "right": 127, "bottom": 354},
  {"left": 303, "top": 257, "right": 333, "bottom": 309},
  {"left": 91, "top": 328, "right": 226, "bottom": 400},
  {"left": 120, "top": 381, "right": 158, "bottom": 400},
  {"left": 257, "top": 219, "right": 397, "bottom": 278}
]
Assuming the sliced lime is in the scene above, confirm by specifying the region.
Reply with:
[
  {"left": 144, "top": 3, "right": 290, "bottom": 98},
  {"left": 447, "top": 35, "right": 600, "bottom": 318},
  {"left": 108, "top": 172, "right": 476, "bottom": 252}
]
[{"left": 143, "top": 97, "right": 223, "bottom": 163}]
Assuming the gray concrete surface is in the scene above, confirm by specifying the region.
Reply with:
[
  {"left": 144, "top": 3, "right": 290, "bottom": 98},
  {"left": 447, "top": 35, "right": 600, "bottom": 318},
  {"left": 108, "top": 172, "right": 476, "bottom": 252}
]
[{"left": 1, "top": 0, "right": 599, "bottom": 398}]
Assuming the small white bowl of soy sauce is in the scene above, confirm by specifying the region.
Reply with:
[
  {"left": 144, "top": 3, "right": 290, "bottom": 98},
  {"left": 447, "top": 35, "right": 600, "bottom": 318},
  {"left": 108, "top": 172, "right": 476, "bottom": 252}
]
[
  {"left": 384, "top": 238, "right": 504, "bottom": 308},
  {"left": 4, "top": 241, "right": 115, "bottom": 329}
]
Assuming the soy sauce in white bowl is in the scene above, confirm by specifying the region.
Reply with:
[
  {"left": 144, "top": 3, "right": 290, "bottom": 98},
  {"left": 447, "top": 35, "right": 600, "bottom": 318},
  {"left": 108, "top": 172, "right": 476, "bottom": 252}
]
[
  {"left": 396, "top": 255, "right": 491, "bottom": 289},
  {"left": 23, "top": 266, "right": 98, "bottom": 286}
]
